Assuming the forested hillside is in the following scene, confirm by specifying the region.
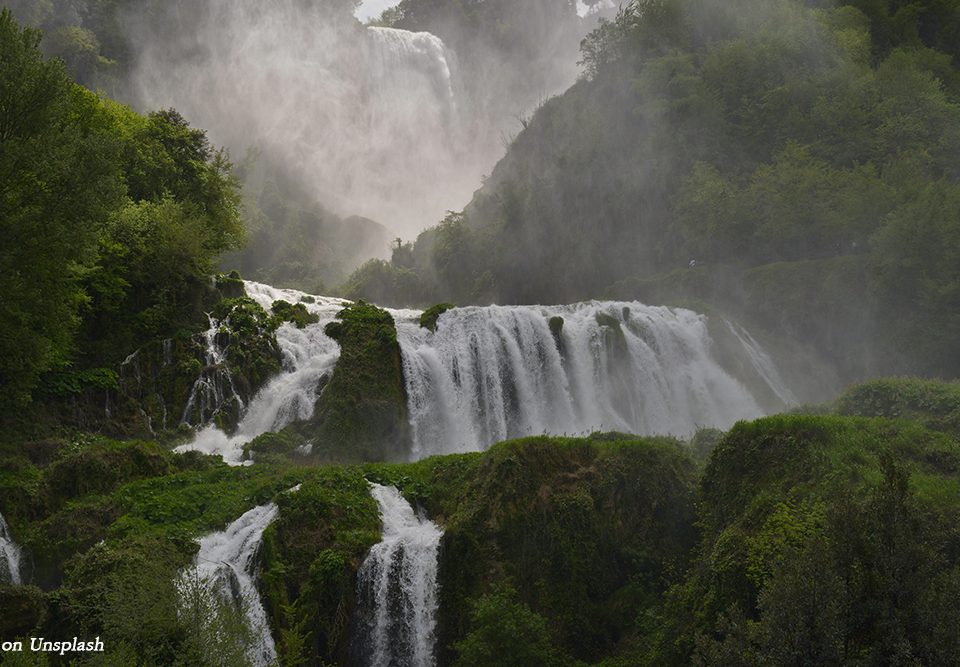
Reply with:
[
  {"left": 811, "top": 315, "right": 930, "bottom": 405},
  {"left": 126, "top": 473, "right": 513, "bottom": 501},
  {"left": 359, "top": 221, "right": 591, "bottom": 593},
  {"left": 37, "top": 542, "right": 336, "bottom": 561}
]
[
  {"left": 346, "top": 0, "right": 960, "bottom": 382},
  {"left": 0, "top": 8, "right": 243, "bottom": 409}
]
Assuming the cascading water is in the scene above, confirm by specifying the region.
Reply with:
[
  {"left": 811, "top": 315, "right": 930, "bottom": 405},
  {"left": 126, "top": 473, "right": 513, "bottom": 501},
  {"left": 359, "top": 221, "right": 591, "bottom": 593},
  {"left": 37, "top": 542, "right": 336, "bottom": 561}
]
[
  {"left": 180, "top": 313, "right": 244, "bottom": 428},
  {"left": 128, "top": 0, "right": 478, "bottom": 235},
  {"left": 179, "top": 502, "right": 282, "bottom": 667},
  {"left": 353, "top": 484, "right": 443, "bottom": 667},
  {"left": 177, "top": 282, "right": 347, "bottom": 465},
  {"left": 394, "top": 302, "right": 795, "bottom": 457},
  {"left": 0, "top": 512, "right": 22, "bottom": 585}
]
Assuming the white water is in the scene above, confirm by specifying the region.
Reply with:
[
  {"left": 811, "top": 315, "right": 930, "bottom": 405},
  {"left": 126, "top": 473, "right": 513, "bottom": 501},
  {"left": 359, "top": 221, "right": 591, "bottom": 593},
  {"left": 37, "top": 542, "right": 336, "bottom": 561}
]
[
  {"left": 355, "top": 484, "right": 443, "bottom": 667},
  {"left": 0, "top": 512, "right": 22, "bottom": 585},
  {"left": 176, "top": 289, "right": 795, "bottom": 464},
  {"left": 394, "top": 302, "right": 794, "bottom": 457},
  {"left": 180, "top": 503, "right": 281, "bottom": 667},
  {"left": 177, "top": 282, "right": 348, "bottom": 465}
]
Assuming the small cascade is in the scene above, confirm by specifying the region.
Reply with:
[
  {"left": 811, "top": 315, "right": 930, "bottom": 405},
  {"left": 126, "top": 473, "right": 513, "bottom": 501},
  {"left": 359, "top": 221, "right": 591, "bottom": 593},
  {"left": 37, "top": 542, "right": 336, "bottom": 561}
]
[
  {"left": 394, "top": 302, "right": 795, "bottom": 457},
  {"left": 180, "top": 314, "right": 243, "bottom": 427},
  {"left": 354, "top": 484, "right": 443, "bottom": 667},
  {"left": 179, "top": 503, "right": 282, "bottom": 667},
  {"left": 177, "top": 282, "right": 347, "bottom": 464},
  {"left": 0, "top": 512, "right": 23, "bottom": 585}
]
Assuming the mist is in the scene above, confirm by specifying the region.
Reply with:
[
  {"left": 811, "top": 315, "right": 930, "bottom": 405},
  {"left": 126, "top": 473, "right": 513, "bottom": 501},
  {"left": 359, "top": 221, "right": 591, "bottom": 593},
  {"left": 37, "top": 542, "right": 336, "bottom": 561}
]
[{"left": 121, "top": 0, "right": 589, "bottom": 238}]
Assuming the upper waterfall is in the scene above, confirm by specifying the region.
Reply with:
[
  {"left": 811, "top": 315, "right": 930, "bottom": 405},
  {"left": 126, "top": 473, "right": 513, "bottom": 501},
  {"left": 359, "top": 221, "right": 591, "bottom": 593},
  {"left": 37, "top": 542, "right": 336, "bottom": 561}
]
[{"left": 127, "top": 1, "right": 478, "bottom": 234}]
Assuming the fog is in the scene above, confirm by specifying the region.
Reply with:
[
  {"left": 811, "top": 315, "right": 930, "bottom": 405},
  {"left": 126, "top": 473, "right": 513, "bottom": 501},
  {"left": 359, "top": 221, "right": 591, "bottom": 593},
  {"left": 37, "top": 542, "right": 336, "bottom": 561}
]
[{"left": 123, "top": 0, "right": 590, "bottom": 238}]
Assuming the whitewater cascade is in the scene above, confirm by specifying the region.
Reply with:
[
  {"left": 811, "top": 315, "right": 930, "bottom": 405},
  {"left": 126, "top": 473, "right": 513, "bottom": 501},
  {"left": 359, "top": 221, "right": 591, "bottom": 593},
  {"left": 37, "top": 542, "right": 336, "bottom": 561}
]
[
  {"left": 0, "top": 512, "right": 22, "bottom": 585},
  {"left": 176, "top": 282, "right": 347, "bottom": 464},
  {"left": 177, "top": 284, "right": 794, "bottom": 464},
  {"left": 354, "top": 484, "right": 444, "bottom": 667},
  {"left": 180, "top": 502, "right": 282, "bottom": 667},
  {"left": 395, "top": 302, "right": 796, "bottom": 457}
]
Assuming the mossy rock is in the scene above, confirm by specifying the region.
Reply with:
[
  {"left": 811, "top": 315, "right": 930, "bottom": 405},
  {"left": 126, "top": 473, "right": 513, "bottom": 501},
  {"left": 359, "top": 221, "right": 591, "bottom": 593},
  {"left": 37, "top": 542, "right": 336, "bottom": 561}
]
[
  {"left": 271, "top": 299, "right": 320, "bottom": 329},
  {"left": 304, "top": 301, "right": 409, "bottom": 462},
  {"left": 420, "top": 303, "right": 454, "bottom": 333},
  {"left": 594, "top": 311, "right": 621, "bottom": 329},
  {"left": 214, "top": 270, "right": 245, "bottom": 299}
]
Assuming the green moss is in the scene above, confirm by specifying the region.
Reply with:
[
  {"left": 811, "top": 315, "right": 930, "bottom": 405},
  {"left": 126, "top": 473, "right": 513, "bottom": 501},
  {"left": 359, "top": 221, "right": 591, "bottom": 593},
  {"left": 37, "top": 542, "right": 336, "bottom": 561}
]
[
  {"left": 271, "top": 299, "right": 320, "bottom": 329},
  {"left": 295, "top": 301, "right": 408, "bottom": 462},
  {"left": 214, "top": 270, "right": 245, "bottom": 299},
  {"left": 548, "top": 315, "right": 564, "bottom": 337},
  {"left": 594, "top": 311, "right": 621, "bottom": 329},
  {"left": 420, "top": 303, "right": 454, "bottom": 332},
  {"left": 836, "top": 377, "right": 960, "bottom": 439}
]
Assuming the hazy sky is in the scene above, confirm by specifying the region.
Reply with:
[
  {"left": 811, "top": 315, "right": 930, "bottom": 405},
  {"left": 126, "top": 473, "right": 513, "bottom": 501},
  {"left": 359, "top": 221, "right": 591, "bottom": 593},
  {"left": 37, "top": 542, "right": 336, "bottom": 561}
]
[{"left": 355, "top": 0, "right": 398, "bottom": 21}]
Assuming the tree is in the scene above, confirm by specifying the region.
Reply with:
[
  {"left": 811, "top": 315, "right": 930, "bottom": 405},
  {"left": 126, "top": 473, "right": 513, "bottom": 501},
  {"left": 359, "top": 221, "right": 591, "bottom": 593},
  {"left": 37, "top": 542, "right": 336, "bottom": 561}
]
[
  {"left": 0, "top": 9, "right": 123, "bottom": 406},
  {"left": 453, "top": 586, "right": 571, "bottom": 667}
]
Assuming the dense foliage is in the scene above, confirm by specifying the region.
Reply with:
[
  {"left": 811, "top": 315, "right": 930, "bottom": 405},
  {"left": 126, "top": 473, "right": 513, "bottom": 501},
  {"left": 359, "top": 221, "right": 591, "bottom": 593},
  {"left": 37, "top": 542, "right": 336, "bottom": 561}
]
[
  {"left": 3, "top": 381, "right": 960, "bottom": 665},
  {"left": 0, "top": 9, "right": 243, "bottom": 411}
]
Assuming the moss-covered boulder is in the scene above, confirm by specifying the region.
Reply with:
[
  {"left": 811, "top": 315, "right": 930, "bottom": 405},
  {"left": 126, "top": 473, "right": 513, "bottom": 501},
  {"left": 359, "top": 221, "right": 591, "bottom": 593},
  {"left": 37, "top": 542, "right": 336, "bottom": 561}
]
[
  {"left": 297, "top": 301, "right": 409, "bottom": 462},
  {"left": 420, "top": 303, "right": 454, "bottom": 332},
  {"left": 271, "top": 299, "right": 320, "bottom": 329}
]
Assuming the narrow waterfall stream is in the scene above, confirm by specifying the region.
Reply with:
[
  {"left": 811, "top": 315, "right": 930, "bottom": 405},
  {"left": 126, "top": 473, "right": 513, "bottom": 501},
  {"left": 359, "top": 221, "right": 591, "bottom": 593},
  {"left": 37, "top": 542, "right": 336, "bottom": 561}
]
[
  {"left": 180, "top": 503, "right": 281, "bottom": 667},
  {"left": 0, "top": 512, "right": 22, "bottom": 585},
  {"left": 354, "top": 484, "right": 444, "bottom": 667}
]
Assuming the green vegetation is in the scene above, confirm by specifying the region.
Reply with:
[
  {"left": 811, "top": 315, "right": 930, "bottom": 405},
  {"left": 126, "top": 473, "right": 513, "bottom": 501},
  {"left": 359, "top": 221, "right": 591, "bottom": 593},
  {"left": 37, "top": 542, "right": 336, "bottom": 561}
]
[
  {"left": 0, "top": 9, "right": 243, "bottom": 416},
  {"left": 270, "top": 300, "right": 320, "bottom": 330},
  {"left": 309, "top": 302, "right": 409, "bottom": 461},
  {"left": 420, "top": 303, "right": 454, "bottom": 332},
  {"left": 5, "top": 383, "right": 960, "bottom": 666},
  {"left": 837, "top": 377, "right": 960, "bottom": 438}
]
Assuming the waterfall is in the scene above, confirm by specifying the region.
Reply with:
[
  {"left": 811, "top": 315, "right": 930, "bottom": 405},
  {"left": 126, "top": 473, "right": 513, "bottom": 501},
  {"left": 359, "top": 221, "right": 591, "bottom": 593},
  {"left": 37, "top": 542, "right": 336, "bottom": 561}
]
[
  {"left": 180, "top": 313, "right": 243, "bottom": 428},
  {"left": 0, "top": 512, "right": 23, "bottom": 585},
  {"left": 129, "top": 1, "right": 480, "bottom": 235},
  {"left": 177, "top": 282, "right": 347, "bottom": 465},
  {"left": 179, "top": 503, "right": 281, "bottom": 667},
  {"left": 722, "top": 319, "right": 798, "bottom": 406},
  {"left": 393, "top": 302, "right": 794, "bottom": 457},
  {"left": 176, "top": 284, "right": 795, "bottom": 465},
  {"left": 354, "top": 484, "right": 443, "bottom": 667}
]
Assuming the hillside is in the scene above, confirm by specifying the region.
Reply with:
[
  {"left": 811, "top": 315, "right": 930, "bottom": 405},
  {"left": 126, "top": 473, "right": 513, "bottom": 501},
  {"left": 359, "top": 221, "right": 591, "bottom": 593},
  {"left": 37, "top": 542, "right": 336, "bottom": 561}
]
[{"left": 345, "top": 0, "right": 960, "bottom": 383}]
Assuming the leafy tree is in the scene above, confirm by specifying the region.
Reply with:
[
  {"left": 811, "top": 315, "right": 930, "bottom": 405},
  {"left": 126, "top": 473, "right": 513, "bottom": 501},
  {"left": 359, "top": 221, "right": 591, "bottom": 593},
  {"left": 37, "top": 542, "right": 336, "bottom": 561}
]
[
  {"left": 0, "top": 9, "right": 123, "bottom": 406},
  {"left": 453, "top": 586, "right": 571, "bottom": 667}
]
